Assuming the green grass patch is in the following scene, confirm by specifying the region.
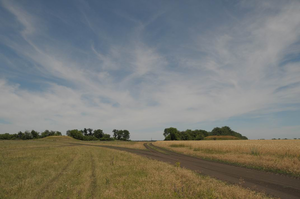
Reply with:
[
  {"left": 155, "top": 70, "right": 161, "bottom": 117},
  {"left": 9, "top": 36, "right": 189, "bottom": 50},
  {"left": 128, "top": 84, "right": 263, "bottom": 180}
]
[{"left": 250, "top": 147, "right": 260, "bottom": 156}]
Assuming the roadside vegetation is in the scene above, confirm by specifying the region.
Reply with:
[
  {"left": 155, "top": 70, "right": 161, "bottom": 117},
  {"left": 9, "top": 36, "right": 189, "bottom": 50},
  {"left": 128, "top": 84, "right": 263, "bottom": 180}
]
[
  {"left": 163, "top": 126, "right": 248, "bottom": 140},
  {"left": 67, "top": 128, "right": 130, "bottom": 141},
  {"left": 0, "top": 128, "right": 131, "bottom": 142},
  {"left": 0, "top": 130, "right": 62, "bottom": 140},
  {"left": 154, "top": 139, "right": 300, "bottom": 177},
  {"left": 0, "top": 137, "right": 272, "bottom": 199}
]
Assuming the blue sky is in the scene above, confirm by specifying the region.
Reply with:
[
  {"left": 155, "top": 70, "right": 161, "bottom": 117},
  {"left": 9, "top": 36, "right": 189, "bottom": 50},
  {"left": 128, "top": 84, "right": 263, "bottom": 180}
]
[{"left": 1, "top": 0, "right": 300, "bottom": 140}]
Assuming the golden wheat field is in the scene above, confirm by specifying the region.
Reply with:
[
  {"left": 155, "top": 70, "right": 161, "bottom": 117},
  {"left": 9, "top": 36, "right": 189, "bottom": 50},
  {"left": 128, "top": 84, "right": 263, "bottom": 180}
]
[
  {"left": 0, "top": 137, "right": 274, "bottom": 199},
  {"left": 153, "top": 140, "right": 300, "bottom": 177}
]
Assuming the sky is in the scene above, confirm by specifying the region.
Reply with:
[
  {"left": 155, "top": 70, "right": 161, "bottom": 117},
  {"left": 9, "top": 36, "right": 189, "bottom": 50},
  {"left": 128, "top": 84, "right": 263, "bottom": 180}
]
[{"left": 0, "top": 0, "right": 300, "bottom": 140}]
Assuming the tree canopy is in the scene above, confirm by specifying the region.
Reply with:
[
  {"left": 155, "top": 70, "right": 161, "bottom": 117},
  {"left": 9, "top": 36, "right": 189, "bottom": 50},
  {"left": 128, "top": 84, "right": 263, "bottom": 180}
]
[
  {"left": 0, "top": 130, "right": 62, "bottom": 140},
  {"left": 66, "top": 128, "right": 130, "bottom": 141},
  {"left": 112, "top": 129, "right": 130, "bottom": 141},
  {"left": 163, "top": 126, "right": 247, "bottom": 140}
]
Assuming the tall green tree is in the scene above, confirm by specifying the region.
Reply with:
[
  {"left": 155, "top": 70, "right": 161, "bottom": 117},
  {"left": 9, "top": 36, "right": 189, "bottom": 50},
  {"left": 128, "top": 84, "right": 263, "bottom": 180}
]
[
  {"left": 163, "top": 127, "right": 179, "bottom": 140},
  {"left": 117, "top": 131, "right": 122, "bottom": 140},
  {"left": 211, "top": 127, "right": 222, "bottom": 136},
  {"left": 17, "top": 131, "right": 23, "bottom": 139},
  {"left": 23, "top": 131, "right": 33, "bottom": 139},
  {"left": 94, "top": 129, "right": 104, "bottom": 139},
  {"left": 31, "top": 130, "right": 39, "bottom": 138},
  {"left": 87, "top": 128, "right": 93, "bottom": 136},
  {"left": 55, "top": 131, "right": 62, "bottom": 136},
  {"left": 112, "top": 129, "right": 118, "bottom": 139},
  {"left": 82, "top": 128, "right": 88, "bottom": 136},
  {"left": 67, "top": 129, "right": 84, "bottom": 140},
  {"left": 122, "top": 130, "right": 130, "bottom": 140}
]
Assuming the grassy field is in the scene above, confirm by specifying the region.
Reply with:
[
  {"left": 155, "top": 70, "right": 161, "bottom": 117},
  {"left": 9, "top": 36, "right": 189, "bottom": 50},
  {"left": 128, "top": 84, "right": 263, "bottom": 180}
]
[
  {"left": 0, "top": 136, "right": 273, "bottom": 199},
  {"left": 153, "top": 140, "right": 300, "bottom": 177},
  {"left": 50, "top": 137, "right": 148, "bottom": 150},
  {"left": 88, "top": 140, "right": 147, "bottom": 150}
]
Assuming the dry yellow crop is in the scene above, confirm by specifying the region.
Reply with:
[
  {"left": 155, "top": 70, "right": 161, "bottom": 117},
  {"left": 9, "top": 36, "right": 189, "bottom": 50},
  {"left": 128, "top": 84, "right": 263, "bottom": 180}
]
[
  {"left": 153, "top": 140, "right": 300, "bottom": 177},
  {"left": 0, "top": 137, "right": 274, "bottom": 199}
]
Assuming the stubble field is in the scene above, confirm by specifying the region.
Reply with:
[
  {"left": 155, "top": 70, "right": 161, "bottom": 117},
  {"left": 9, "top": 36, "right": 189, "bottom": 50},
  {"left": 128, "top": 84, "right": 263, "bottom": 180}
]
[{"left": 0, "top": 136, "right": 273, "bottom": 199}]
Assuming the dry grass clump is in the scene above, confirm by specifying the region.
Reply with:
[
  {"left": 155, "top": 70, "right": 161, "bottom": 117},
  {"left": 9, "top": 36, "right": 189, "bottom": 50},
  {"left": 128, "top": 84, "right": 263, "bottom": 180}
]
[
  {"left": 154, "top": 140, "right": 300, "bottom": 177},
  {"left": 0, "top": 138, "right": 273, "bottom": 199}
]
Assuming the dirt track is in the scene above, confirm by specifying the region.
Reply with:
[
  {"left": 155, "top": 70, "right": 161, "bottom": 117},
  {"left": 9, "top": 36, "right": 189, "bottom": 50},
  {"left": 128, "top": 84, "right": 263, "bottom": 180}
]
[{"left": 74, "top": 142, "right": 300, "bottom": 199}]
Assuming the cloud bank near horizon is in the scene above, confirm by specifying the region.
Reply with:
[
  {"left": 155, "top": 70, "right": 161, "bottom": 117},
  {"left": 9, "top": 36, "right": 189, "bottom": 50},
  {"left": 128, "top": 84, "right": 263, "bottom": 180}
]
[{"left": 1, "top": 0, "right": 300, "bottom": 139}]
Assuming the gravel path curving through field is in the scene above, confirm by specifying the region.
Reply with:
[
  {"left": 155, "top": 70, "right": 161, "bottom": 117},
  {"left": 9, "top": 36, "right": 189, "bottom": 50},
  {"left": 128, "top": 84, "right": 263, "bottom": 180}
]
[{"left": 72, "top": 142, "right": 300, "bottom": 199}]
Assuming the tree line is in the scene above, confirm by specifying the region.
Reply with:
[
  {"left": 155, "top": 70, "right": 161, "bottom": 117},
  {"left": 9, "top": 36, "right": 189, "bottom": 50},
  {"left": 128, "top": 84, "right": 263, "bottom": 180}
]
[
  {"left": 0, "top": 130, "right": 62, "bottom": 140},
  {"left": 67, "top": 128, "right": 130, "bottom": 141},
  {"left": 112, "top": 129, "right": 130, "bottom": 140},
  {"left": 163, "top": 126, "right": 248, "bottom": 140}
]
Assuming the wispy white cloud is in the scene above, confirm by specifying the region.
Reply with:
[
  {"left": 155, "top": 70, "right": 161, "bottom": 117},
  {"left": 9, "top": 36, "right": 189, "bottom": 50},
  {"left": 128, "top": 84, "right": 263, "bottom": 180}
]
[
  {"left": 0, "top": 0, "right": 300, "bottom": 139},
  {"left": 1, "top": 0, "right": 37, "bottom": 36}
]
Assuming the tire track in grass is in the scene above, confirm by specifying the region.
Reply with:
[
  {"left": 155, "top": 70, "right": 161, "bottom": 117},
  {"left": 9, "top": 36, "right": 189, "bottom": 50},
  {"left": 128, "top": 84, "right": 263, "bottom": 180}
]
[
  {"left": 35, "top": 154, "right": 77, "bottom": 199},
  {"left": 88, "top": 153, "right": 97, "bottom": 199}
]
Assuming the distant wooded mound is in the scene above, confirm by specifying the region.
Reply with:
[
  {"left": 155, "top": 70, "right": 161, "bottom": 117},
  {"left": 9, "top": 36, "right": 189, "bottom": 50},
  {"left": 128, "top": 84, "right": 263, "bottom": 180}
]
[{"left": 163, "top": 126, "right": 248, "bottom": 140}]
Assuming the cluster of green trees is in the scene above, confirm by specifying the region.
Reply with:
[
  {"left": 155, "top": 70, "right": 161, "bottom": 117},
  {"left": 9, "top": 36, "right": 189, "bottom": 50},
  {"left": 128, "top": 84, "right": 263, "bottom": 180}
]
[
  {"left": 67, "top": 128, "right": 130, "bottom": 141},
  {"left": 163, "top": 126, "right": 248, "bottom": 140},
  {"left": 112, "top": 129, "right": 130, "bottom": 140},
  {"left": 210, "top": 127, "right": 247, "bottom": 139},
  {"left": 0, "top": 130, "right": 62, "bottom": 140}
]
